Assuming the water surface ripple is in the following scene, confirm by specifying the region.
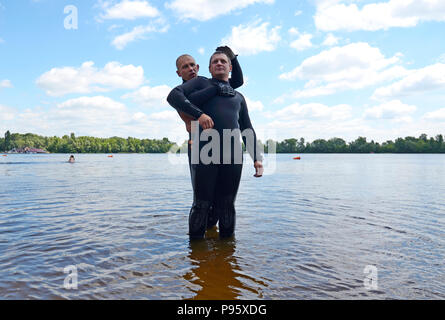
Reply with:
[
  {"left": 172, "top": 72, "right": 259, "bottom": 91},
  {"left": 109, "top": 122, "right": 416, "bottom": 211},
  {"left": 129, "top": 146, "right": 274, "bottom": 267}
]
[{"left": 1, "top": 153, "right": 444, "bottom": 299}]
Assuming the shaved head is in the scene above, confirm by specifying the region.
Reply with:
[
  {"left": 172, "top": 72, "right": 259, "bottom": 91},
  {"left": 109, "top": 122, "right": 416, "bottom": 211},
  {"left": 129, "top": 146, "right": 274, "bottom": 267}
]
[{"left": 176, "top": 54, "right": 194, "bottom": 70}]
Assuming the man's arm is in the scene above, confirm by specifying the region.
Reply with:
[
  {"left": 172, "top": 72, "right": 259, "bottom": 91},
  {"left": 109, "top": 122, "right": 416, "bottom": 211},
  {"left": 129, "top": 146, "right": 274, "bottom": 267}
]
[
  {"left": 216, "top": 46, "right": 244, "bottom": 89},
  {"left": 167, "top": 81, "right": 204, "bottom": 120},
  {"left": 229, "top": 56, "right": 243, "bottom": 89},
  {"left": 166, "top": 77, "right": 214, "bottom": 129},
  {"left": 238, "top": 94, "right": 264, "bottom": 176}
]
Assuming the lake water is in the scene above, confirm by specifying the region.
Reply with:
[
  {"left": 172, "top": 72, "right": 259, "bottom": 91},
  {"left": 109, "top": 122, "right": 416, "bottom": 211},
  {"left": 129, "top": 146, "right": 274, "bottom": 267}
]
[{"left": 1, "top": 153, "right": 444, "bottom": 299}]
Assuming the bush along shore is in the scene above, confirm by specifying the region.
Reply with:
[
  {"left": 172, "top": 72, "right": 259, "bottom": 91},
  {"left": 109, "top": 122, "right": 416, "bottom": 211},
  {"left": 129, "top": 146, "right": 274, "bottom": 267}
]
[{"left": 2, "top": 131, "right": 445, "bottom": 154}]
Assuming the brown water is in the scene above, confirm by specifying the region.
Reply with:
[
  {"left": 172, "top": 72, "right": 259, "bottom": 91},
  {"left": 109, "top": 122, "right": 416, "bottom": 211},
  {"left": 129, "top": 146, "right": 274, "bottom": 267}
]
[{"left": 1, "top": 153, "right": 444, "bottom": 299}]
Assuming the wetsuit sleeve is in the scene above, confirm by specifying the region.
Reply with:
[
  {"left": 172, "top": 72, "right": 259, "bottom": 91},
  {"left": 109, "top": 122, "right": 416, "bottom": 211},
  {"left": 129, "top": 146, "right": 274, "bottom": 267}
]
[
  {"left": 229, "top": 57, "right": 243, "bottom": 90},
  {"left": 238, "top": 95, "right": 263, "bottom": 162},
  {"left": 188, "top": 85, "right": 218, "bottom": 106},
  {"left": 166, "top": 78, "right": 206, "bottom": 119}
]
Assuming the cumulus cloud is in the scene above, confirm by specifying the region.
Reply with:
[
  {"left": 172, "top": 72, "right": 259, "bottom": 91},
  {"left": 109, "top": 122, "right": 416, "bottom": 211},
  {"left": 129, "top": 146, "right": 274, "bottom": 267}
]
[
  {"left": 0, "top": 104, "right": 15, "bottom": 122},
  {"left": 221, "top": 20, "right": 281, "bottom": 56},
  {"left": 0, "top": 79, "right": 12, "bottom": 88},
  {"left": 0, "top": 96, "right": 188, "bottom": 141},
  {"left": 373, "top": 63, "right": 445, "bottom": 100},
  {"left": 423, "top": 108, "right": 445, "bottom": 122},
  {"left": 122, "top": 85, "right": 172, "bottom": 108},
  {"left": 289, "top": 29, "right": 313, "bottom": 51},
  {"left": 315, "top": 0, "right": 445, "bottom": 32},
  {"left": 261, "top": 102, "right": 369, "bottom": 142},
  {"left": 166, "top": 0, "right": 274, "bottom": 21},
  {"left": 322, "top": 33, "right": 340, "bottom": 46},
  {"left": 111, "top": 21, "right": 169, "bottom": 50},
  {"left": 364, "top": 100, "right": 416, "bottom": 121},
  {"left": 245, "top": 97, "right": 264, "bottom": 112},
  {"left": 278, "top": 42, "right": 407, "bottom": 99},
  {"left": 99, "top": 0, "right": 160, "bottom": 20},
  {"left": 36, "top": 61, "right": 144, "bottom": 96},
  {"left": 271, "top": 102, "right": 353, "bottom": 121}
]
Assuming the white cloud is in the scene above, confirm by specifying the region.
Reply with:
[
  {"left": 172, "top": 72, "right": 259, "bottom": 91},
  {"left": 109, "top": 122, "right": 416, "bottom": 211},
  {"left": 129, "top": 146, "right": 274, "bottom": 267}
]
[
  {"left": 261, "top": 102, "right": 367, "bottom": 142},
  {"left": 373, "top": 63, "right": 445, "bottom": 100},
  {"left": 290, "top": 33, "right": 313, "bottom": 51},
  {"left": 270, "top": 102, "right": 353, "bottom": 121},
  {"left": 364, "top": 100, "right": 416, "bottom": 120},
  {"left": 99, "top": 0, "right": 160, "bottom": 20},
  {"left": 55, "top": 96, "right": 127, "bottom": 121},
  {"left": 36, "top": 61, "right": 144, "bottom": 96},
  {"left": 0, "top": 96, "right": 188, "bottom": 141},
  {"left": 122, "top": 85, "right": 172, "bottom": 108},
  {"left": 278, "top": 42, "right": 407, "bottom": 99},
  {"left": 423, "top": 108, "right": 445, "bottom": 122},
  {"left": 0, "top": 104, "right": 15, "bottom": 121},
  {"left": 245, "top": 97, "right": 264, "bottom": 112},
  {"left": 322, "top": 33, "right": 339, "bottom": 46},
  {"left": 315, "top": 0, "right": 445, "bottom": 32},
  {"left": 111, "top": 21, "right": 169, "bottom": 50},
  {"left": 198, "top": 47, "right": 205, "bottom": 55},
  {"left": 146, "top": 110, "right": 178, "bottom": 121},
  {"left": 221, "top": 20, "right": 281, "bottom": 56},
  {"left": 0, "top": 79, "right": 12, "bottom": 88},
  {"left": 166, "top": 0, "right": 274, "bottom": 21}
]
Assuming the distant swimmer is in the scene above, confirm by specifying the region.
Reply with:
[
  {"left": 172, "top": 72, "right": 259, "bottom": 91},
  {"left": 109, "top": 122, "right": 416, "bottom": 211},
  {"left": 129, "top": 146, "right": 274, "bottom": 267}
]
[{"left": 68, "top": 155, "right": 75, "bottom": 163}]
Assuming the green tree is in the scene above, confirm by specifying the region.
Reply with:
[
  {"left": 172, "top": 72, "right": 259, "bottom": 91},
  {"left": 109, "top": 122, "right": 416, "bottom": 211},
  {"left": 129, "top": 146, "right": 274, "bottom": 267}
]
[{"left": 4, "top": 130, "right": 11, "bottom": 151}]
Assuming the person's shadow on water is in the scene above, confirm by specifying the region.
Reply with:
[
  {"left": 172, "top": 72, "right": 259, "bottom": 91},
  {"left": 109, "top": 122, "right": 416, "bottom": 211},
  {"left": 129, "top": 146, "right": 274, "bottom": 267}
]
[{"left": 183, "top": 228, "right": 267, "bottom": 300}]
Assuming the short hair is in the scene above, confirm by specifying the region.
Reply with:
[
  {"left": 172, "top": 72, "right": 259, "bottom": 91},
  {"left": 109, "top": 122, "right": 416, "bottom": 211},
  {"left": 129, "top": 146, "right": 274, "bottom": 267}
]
[
  {"left": 176, "top": 54, "right": 194, "bottom": 70},
  {"left": 209, "top": 51, "right": 231, "bottom": 67}
]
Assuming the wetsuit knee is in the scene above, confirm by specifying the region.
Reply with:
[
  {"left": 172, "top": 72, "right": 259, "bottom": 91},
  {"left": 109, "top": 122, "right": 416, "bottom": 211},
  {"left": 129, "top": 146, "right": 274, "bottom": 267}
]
[
  {"left": 214, "top": 196, "right": 236, "bottom": 238},
  {"left": 189, "top": 199, "right": 212, "bottom": 239},
  {"left": 206, "top": 205, "right": 218, "bottom": 229}
]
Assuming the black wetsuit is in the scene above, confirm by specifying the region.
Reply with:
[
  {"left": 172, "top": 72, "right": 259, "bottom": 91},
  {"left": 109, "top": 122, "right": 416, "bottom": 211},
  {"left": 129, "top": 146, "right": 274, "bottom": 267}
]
[
  {"left": 178, "top": 57, "right": 244, "bottom": 232},
  {"left": 167, "top": 75, "right": 262, "bottom": 239}
]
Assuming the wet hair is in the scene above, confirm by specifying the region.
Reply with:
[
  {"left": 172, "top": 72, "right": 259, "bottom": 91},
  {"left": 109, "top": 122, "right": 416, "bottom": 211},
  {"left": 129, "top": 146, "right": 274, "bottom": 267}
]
[
  {"left": 209, "top": 51, "right": 231, "bottom": 67},
  {"left": 176, "top": 54, "right": 194, "bottom": 70}
]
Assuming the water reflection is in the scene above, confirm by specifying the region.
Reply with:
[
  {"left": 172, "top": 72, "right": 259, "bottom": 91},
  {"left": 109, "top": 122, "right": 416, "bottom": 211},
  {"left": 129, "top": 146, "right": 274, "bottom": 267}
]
[{"left": 184, "top": 228, "right": 266, "bottom": 300}]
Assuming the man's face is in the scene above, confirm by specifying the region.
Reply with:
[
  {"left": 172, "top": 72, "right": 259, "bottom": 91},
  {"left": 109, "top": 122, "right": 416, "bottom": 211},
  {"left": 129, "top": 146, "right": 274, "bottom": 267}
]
[
  {"left": 209, "top": 53, "right": 232, "bottom": 80},
  {"left": 176, "top": 56, "right": 199, "bottom": 81}
]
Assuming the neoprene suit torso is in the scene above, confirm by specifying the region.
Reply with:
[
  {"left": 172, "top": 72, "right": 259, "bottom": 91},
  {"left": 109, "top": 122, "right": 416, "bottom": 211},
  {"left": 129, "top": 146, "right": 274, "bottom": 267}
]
[
  {"left": 167, "top": 75, "right": 262, "bottom": 239},
  {"left": 167, "top": 77, "right": 261, "bottom": 164}
]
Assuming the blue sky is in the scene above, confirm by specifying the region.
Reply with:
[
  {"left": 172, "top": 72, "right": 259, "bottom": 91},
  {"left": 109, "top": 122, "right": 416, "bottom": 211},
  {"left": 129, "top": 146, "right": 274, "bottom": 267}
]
[{"left": 1, "top": 0, "right": 445, "bottom": 143}]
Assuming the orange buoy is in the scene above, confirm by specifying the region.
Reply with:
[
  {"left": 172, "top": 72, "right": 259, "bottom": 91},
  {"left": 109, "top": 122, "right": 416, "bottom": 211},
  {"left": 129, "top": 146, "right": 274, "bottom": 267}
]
[
  {"left": 108, "top": 155, "right": 113, "bottom": 158},
  {"left": 293, "top": 156, "right": 301, "bottom": 160}
]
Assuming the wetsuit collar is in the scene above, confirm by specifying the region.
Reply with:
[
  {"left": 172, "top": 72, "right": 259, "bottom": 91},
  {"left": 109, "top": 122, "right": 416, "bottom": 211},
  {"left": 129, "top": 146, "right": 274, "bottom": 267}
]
[{"left": 211, "top": 78, "right": 229, "bottom": 84}]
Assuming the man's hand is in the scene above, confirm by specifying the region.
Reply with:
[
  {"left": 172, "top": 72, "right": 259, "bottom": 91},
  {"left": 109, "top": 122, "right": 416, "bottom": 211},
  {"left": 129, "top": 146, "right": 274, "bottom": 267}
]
[
  {"left": 198, "top": 114, "right": 214, "bottom": 130},
  {"left": 254, "top": 161, "right": 263, "bottom": 177},
  {"left": 216, "top": 46, "right": 236, "bottom": 60}
]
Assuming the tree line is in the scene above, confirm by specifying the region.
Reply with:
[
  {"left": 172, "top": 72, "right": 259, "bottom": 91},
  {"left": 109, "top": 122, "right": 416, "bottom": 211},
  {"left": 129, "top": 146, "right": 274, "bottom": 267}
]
[
  {"left": 1, "top": 131, "right": 175, "bottom": 153},
  {"left": 262, "top": 134, "right": 445, "bottom": 153},
  {"left": 2, "top": 131, "right": 445, "bottom": 153}
]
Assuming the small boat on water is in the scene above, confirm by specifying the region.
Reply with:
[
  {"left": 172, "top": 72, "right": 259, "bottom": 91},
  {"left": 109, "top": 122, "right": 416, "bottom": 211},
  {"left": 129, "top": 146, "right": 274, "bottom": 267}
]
[{"left": 293, "top": 156, "right": 301, "bottom": 160}]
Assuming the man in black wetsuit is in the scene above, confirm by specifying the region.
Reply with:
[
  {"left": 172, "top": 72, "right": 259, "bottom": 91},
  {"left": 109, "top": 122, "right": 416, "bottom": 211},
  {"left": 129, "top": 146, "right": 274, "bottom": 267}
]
[
  {"left": 174, "top": 47, "right": 244, "bottom": 231},
  {"left": 167, "top": 51, "right": 263, "bottom": 239}
]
